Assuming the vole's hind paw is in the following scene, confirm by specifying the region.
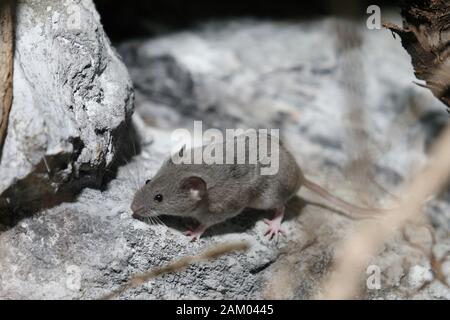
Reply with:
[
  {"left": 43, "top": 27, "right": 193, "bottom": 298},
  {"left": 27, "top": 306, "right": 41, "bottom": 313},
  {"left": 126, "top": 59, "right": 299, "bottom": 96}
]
[
  {"left": 263, "top": 207, "right": 286, "bottom": 240},
  {"left": 184, "top": 224, "right": 207, "bottom": 242},
  {"left": 263, "top": 218, "right": 285, "bottom": 239}
]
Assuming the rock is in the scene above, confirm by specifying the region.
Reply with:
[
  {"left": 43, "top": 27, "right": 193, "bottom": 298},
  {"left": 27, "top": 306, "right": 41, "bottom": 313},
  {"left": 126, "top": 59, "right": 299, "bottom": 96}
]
[
  {"left": 408, "top": 265, "right": 433, "bottom": 289},
  {"left": 0, "top": 0, "right": 134, "bottom": 213},
  {"left": 1, "top": 17, "right": 449, "bottom": 299}
]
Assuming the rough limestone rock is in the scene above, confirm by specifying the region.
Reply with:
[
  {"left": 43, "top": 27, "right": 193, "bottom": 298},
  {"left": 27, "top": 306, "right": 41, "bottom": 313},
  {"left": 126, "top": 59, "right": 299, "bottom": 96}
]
[
  {"left": 0, "top": 0, "right": 134, "bottom": 213},
  {"left": 1, "top": 17, "right": 449, "bottom": 299}
]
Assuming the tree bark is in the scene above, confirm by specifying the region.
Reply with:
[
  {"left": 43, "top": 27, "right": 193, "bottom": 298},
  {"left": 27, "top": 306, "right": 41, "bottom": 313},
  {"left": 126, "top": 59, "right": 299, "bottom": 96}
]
[
  {"left": 0, "top": 0, "right": 15, "bottom": 156},
  {"left": 385, "top": 0, "right": 450, "bottom": 111}
]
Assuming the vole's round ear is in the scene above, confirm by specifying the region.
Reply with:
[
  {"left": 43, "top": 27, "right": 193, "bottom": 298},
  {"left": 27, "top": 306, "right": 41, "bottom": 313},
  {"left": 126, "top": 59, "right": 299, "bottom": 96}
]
[{"left": 181, "top": 176, "right": 206, "bottom": 201}]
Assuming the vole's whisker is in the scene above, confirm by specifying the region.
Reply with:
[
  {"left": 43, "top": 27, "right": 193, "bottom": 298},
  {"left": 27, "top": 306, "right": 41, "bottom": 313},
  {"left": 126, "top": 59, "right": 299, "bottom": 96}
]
[
  {"left": 122, "top": 156, "right": 140, "bottom": 192},
  {"left": 156, "top": 216, "right": 165, "bottom": 226},
  {"left": 136, "top": 161, "right": 146, "bottom": 190},
  {"left": 132, "top": 138, "right": 138, "bottom": 158},
  {"left": 105, "top": 166, "right": 133, "bottom": 191},
  {"left": 122, "top": 175, "right": 135, "bottom": 191},
  {"left": 132, "top": 141, "right": 144, "bottom": 187}
]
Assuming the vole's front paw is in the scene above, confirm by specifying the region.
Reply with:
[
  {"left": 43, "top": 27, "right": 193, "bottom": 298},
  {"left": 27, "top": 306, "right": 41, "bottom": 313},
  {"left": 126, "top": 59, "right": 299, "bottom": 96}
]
[{"left": 184, "top": 224, "right": 207, "bottom": 242}]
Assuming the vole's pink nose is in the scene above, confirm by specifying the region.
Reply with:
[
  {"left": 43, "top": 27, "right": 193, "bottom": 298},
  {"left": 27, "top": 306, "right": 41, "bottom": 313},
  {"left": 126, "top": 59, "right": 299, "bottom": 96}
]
[
  {"left": 131, "top": 203, "right": 144, "bottom": 218},
  {"left": 132, "top": 212, "right": 140, "bottom": 219}
]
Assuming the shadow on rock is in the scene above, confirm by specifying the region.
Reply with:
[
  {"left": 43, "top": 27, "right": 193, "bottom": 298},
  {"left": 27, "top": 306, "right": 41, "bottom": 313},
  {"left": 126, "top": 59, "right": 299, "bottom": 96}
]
[{"left": 0, "top": 121, "right": 141, "bottom": 231}]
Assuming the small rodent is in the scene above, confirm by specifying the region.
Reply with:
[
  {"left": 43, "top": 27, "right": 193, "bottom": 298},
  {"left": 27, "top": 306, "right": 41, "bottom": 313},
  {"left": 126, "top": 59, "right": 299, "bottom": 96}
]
[{"left": 131, "top": 133, "right": 380, "bottom": 241}]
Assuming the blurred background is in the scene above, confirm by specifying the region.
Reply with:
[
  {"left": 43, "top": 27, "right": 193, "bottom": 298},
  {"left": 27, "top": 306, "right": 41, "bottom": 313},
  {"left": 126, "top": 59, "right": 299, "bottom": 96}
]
[{"left": 94, "top": 0, "right": 398, "bottom": 41}]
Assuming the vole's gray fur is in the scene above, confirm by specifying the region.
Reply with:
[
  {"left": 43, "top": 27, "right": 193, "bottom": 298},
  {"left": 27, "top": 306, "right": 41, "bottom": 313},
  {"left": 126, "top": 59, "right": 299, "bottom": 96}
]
[{"left": 131, "top": 133, "right": 378, "bottom": 240}]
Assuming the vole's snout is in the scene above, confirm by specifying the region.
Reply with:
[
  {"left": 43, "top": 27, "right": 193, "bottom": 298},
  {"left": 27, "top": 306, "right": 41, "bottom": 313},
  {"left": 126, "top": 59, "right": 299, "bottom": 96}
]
[
  {"left": 131, "top": 211, "right": 141, "bottom": 219},
  {"left": 131, "top": 202, "right": 145, "bottom": 219}
]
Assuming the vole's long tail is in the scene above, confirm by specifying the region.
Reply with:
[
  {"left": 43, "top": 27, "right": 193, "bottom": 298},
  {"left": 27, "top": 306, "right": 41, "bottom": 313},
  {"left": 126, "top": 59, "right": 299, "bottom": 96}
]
[{"left": 303, "top": 178, "right": 383, "bottom": 217}]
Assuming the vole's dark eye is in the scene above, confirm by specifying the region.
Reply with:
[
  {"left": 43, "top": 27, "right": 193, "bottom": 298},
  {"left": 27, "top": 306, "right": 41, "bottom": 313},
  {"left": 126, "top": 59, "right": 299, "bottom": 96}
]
[
  {"left": 154, "top": 194, "right": 163, "bottom": 202},
  {"left": 145, "top": 179, "right": 151, "bottom": 185}
]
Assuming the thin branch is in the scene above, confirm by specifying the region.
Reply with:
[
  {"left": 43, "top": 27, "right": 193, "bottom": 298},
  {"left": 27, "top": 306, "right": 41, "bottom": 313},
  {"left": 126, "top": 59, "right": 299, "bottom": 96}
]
[{"left": 101, "top": 241, "right": 250, "bottom": 300}]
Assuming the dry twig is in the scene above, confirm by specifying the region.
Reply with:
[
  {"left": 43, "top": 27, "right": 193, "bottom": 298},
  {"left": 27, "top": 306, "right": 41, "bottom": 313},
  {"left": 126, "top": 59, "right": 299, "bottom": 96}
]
[
  {"left": 0, "top": 0, "right": 15, "bottom": 155},
  {"left": 102, "top": 241, "right": 250, "bottom": 300}
]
